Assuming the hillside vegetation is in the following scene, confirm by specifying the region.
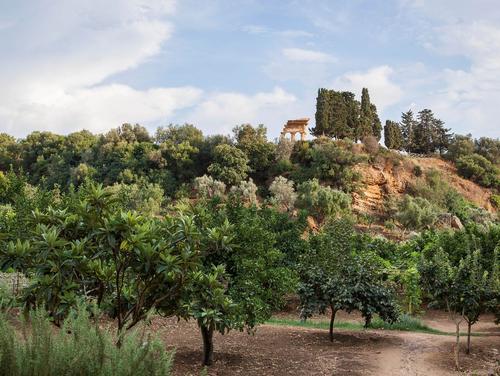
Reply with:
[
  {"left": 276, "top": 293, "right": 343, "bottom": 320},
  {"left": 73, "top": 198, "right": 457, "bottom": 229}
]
[{"left": 0, "top": 87, "right": 499, "bottom": 373}]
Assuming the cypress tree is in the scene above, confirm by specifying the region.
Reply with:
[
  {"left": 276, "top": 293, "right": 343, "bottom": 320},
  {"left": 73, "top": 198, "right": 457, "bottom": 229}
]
[
  {"left": 384, "top": 120, "right": 403, "bottom": 150},
  {"left": 313, "top": 88, "right": 332, "bottom": 137},
  {"left": 370, "top": 103, "right": 382, "bottom": 141},
  {"left": 357, "top": 88, "right": 373, "bottom": 141},
  {"left": 401, "top": 110, "right": 416, "bottom": 152}
]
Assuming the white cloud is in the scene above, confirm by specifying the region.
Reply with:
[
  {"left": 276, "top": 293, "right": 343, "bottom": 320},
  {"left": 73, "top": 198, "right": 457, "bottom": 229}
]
[
  {"left": 333, "top": 66, "right": 403, "bottom": 111},
  {"left": 1, "top": 85, "right": 202, "bottom": 136},
  {"left": 185, "top": 87, "right": 299, "bottom": 136},
  {"left": 282, "top": 48, "right": 337, "bottom": 63},
  {"left": 0, "top": 0, "right": 193, "bottom": 137}
]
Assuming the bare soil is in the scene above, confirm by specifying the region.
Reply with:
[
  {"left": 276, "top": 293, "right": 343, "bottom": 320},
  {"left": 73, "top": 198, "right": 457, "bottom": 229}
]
[{"left": 149, "top": 311, "right": 500, "bottom": 376}]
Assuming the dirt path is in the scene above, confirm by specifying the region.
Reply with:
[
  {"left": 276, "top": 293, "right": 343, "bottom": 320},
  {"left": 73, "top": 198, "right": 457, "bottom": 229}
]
[{"left": 148, "top": 316, "right": 499, "bottom": 375}]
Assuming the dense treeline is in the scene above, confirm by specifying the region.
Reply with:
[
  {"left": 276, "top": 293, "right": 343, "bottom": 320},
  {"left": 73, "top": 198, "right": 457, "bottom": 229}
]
[{"left": 312, "top": 87, "right": 381, "bottom": 141}]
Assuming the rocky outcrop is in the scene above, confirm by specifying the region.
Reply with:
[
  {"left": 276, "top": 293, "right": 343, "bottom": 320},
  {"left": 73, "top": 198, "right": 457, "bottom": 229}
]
[{"left": 352, "top": 156, "right": 496, "bottom": 216}]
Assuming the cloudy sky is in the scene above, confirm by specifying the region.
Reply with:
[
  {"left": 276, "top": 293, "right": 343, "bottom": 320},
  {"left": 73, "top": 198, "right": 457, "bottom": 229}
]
[{"left": 1, "top": 0, "right": 499, "bottom": 139}]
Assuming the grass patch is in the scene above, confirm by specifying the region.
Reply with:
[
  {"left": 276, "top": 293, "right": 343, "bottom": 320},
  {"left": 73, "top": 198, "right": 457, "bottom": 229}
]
[{"left": 267, "top": 314, "right": 483, "bottom": 337}]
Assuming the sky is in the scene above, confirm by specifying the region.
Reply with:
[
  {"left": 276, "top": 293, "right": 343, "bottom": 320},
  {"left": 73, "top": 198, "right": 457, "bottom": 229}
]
[{"left": 0, "top": 0, "right": 499, "bottom": 139}]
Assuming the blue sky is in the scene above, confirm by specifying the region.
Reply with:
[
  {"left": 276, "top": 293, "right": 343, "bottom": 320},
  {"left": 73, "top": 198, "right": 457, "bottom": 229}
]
[{"left": 1, "top": 0, "right": 499, "bottom": 139}]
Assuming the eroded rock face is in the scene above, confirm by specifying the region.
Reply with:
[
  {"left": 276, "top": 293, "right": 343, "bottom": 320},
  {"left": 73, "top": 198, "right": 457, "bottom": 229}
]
[
  {"left": 352, "top": 163, "right": 410, "bottom": 215},
  {"left": 352, "top": 156, "right": 496, "bottom": 218}
]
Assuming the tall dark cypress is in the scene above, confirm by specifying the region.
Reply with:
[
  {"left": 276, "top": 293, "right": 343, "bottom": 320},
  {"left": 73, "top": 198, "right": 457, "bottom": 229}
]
[
  {"left": 313, "top": 88, "right": 332, "bottom": 137},
  {"left": 357, "top": 88, "right": 373, "bottom": 141},
  {"left": 400, "top": 110, "right": 416, "bottom": 152},
  {"left": 370, "top": 103, "right": 382, "bottom": 141},
  {"left": 384, "top": 120, "right": 403, "bottom": 150}
]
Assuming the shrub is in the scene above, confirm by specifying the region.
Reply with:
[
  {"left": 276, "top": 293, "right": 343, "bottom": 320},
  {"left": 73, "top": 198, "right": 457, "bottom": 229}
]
[
  {"left": 296, "top": 179, "right": 351, "bottom": 220},
  {"left": 303, "top": 139, "right": 363, "bottom": 192},
  {"left": 106, "top": 180, "right": 164, "bottom": 216},
  {"left": 229, "top": 178, "right": 258, "bottom": 204},
  {"left": 362, "top": 135, "right": 380, "bottom": 155},
  {"left": 0, "top": 308, "right": 173, "bottom": 376},
  {"left": 269, "top": 176, "right": 297, "bottom": 211},
  {"left": 413, "top": 165, "right": 423, "bottom": 177},
  {"left": 396, "top": 196, "right": 440, "bottom": 230},
  {"left": 491, "top": 194, "right": 500, "bottom": 209},
  {"left": 456, "top": 153, "right": 500, "bottom": 189},
  {"left": 275, "top": 137, "right": 294, "bottom": 162},
  {"left": 194, "top": 174, "right": 226, "bottom": 199}
]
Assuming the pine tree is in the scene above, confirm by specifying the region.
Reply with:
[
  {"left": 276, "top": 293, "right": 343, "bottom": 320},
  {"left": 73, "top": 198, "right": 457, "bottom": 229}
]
[
  {"left": 408, "top": 109, "right": 452, "bottom": 154},
  {"left": 384, "top": 120, "right": 403, "bottom": 150}
]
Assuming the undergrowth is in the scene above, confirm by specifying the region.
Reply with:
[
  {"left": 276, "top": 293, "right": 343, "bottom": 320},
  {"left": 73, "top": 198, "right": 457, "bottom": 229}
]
[{"left": 0, "top": 308, "right": 173, "bottom": 376}]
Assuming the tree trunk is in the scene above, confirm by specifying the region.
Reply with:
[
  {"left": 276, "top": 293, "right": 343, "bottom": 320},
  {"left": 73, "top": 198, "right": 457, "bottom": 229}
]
[
  {"left": 466, "top": 321, "right": 472, "bottom": 355},
  {"left": 454, "top": 322, "right": 460, "bottom": 371},
  {"left": 329, "top": 308, "right": 337, "bottom": 342},
  {"left": 201, "top": 324, "right": 214, "bottom": 366}
]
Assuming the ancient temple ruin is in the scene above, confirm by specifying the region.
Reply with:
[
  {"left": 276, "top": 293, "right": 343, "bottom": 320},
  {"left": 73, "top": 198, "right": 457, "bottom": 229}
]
[{"left": 280, "top": 118, "right": 309, "bottom": 141}]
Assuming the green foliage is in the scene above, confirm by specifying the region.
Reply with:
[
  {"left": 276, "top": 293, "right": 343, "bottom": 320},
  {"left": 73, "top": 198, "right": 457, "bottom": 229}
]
[
  {"left": 491, "top": 194, "right": 500, "bottom": 209},
  {"left": 413, "top": 165, "right": 423, "bottom": 177},
  {"left": 179, "top": 201, "right": 295, "bottom": 364},
  {"left": 384, "top": 120, "right": 403, "bottom": 150},
  {"left": 228, "top": 178, "right": 258, "bottom": 204},
  {"left": 0, "top": 182, "right": 201, "bottom": 333},
  {"left": 293, "top": 138, "right": 362, "bottom": 192},
  {"left": 193, "top": 175, "right": 226, "bottom": 199},
  {"left": 400, "top": 109, "right": 451, "bottom": 154},
  {"left": 446, "top": 134, "right": 475, "bottom": 161},
  {"left": 269, "top": 176, "right": 297, "bottom": 211},
  {"left": 474, "top": 137, "right": 500, "bottom": 165},
  {"left": 298, "top": 219, "right": 399, "bottom": 339},
  {"left": 105, "top": 180, "right": 165, "bottom": 216},
  {"left": 396, "top": 196, "right": 440, "bottom": 230},
  {"left": 456, "top": 153, "right": 500, "bottom": 189},
  {"left": 207, "top": 144, "right": 250, "bottom": 185},
  {"left": 0, "top": 308, "right": 173, "bottom": 376},
  {"left": 233, "top": 124, "right": 275, "bottom": 183},
  {"left": 296, "top": 179, "right": 351, "bottom": 220}
]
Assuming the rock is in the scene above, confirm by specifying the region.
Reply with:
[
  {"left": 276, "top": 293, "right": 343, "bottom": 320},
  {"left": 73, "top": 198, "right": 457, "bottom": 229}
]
[{"left": 450, "top": 215, "right": 464, "bottom": 230}]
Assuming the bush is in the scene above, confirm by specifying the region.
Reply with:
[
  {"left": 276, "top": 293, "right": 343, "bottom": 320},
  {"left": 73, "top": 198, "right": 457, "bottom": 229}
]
[
  {"left": 229, "top": 178, "right": 258, "bottom": 204},
  {"left": 296, "top": 179, "right": 351, "bottom": 220},
  {"left": 396, "top": 196, "right": 440, "bottom": 230},
  {"left": 269, "top": 176, "right": 297, "bottom": 211},
  {"left": 456, "top": 153, "right": 500, "bottom": 189},
  {"left": 194, "top": 174, "right": 226, "bottom": 199},
  {"left": 0, "top": 308, "right": 173, "bottom": 376},
  {"left": 413, "top": 165, "right": 423, "bottom": 177},
  {"left": 491, "top": 194, "right": 500, "bottom": 209},
  {"left": 106, "top": 180, "right": 164, "bottom": 216},
  {"left": 362, "top": 135, "right": 380, "bottom": 155}
]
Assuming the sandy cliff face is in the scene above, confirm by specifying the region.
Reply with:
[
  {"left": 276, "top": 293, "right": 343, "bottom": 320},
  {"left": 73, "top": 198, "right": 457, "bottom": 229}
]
[{"left": 352, "top": 156, "right": 495, "bottom": 215}]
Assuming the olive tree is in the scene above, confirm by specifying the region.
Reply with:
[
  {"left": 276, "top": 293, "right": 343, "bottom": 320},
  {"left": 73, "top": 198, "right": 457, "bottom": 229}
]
[{"left": 269, "top": 176, "right": 297, "bottom": 211}]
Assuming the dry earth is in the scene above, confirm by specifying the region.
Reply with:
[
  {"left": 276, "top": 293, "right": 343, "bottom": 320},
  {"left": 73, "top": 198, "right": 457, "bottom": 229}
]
[
  {"left": 353, "top": 156, "right": 496, "bottom": 216},
  {"left": 149, "top": 311, "right": 499, "bottom": 376}
]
